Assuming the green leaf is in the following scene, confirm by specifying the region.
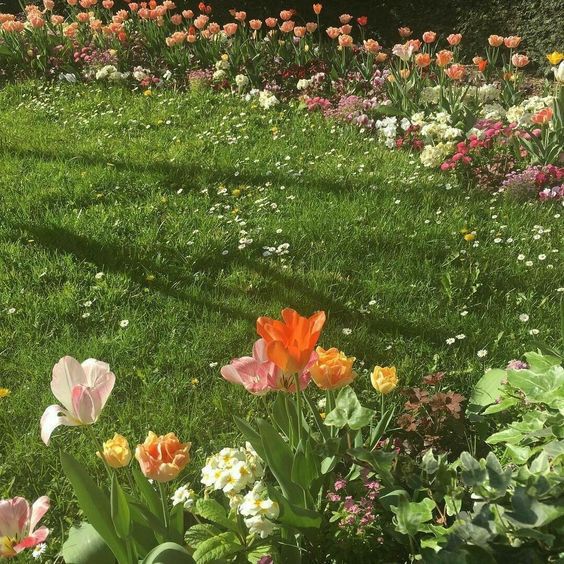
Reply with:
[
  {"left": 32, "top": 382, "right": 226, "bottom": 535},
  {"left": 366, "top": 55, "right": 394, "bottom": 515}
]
[
  {"left": 508, "top": 365, "right": 564, "bottom": 407},
  {"left": 268, "top": 487, "right": 321, "bottom": 529},
  {"left": 62, "top": 522, "right": 115, "bottom": 564},
  {"left": 481, "top": 397, "right": 519, "bottom": 415},
  {"left": 247, "top": 543, "right": 279, "bottom": 564},
  {"left": 132, "top": 467, "right": 164, "bottom": 523},
  {"left": 391, "top": 497, "right": 436, "bottom": 537},
  {"left": 60, "top": 452, "right": 128, "bottom": 564},
  {"left": 485, "top": 452, "right": 511, "bottom": 493},
  {"left": 194, "top": 498, "right": 239, "bottom": 533},
  {"left": 192, "top": 532, "right": 243, "bottom": 563},
  {"left": 443, "top": 495, "right": 461, "bottom": 517},
  {"left": 505, "top": 444, "right": 532, "bottom": 465},
  {"left": 141, "top": 542, "right": 195, "bottom": 563},
  {"left": 234, "top": 416, "right": 266, "bottom": 460},
  {"left": 185, "top": 524, "right": 221, "bottom": 548},
  {"left": 486, "top": 427, "right": 523, "bottom": 445},
  {"left": 323, "top": 387, "right": 374, "bottom": 430},
  {"left": 128, "top": 501, "right": 169, "bottom": 540},
  {"left": 168, "top": 504, "right": 185, "bottom": 543},
  {"left": 468, "top": 368, "right": 506, "bottom": 410},
  {"left": 111, "top": 474, "right": 131, "bottom": 539},
  {"left": 256, "top": 418, "right": 306, "bottom": 506},
  {"left": 505, "top": 487, "right": 564, "bottom": 528},
  {"left": 271, "top": 393, "right": 291, "bottom": 438},
  {"left": 524, "top": 351, "right": 561, "bottom": 373},
  {"left": 459, "top": 452, "right": 486, "bottom": 486}
]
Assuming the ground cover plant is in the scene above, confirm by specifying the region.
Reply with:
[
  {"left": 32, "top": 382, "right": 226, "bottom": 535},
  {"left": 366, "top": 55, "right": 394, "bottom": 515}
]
[{"left": 0, "top": 2, "right": 563, "bottom": 562}]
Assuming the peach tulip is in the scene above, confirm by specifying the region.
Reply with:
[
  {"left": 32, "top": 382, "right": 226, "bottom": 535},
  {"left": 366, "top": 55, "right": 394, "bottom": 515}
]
[
  {"left": 326, "top": 26, "right": 340, "bottom": 39},
  {"left": 182, "top": 9, "right": 193, "bottom": 18},
  {"left": 40, "top": 356, "right": 115, "bottom": 445},
  {"left": 223, "top": 22, "right": 237, "bottom": 36},
  {"left": 51, "top": 15, "right": 64, "bottom": 25},
  {"left": 43, "top": 0, "right": 55, "bottom": 10},
  {"left": 0, "top": 496, "right": 50, "bottom": 558},
  {"left": 265, "top": 17, "right": 277, "bottom": 28},
  {"left": 293, "top": 25, "right": 306, "bottom": 38},
  {"left": 234, "top": 10, "right": 246, "bottom": 21},
  {"left": 339, "top": 14, "right": 352, "bottom": 24},
  {"left": 306, "top": 22, "right": 317, "bottom": 33},
  {"left": 279, "top": 20, "right": 294, "bottom": 33},
  {"left": 135, "top": 432, "right": 191, "bottom": 482},
  {"left": 340, "top": 23, "right": 352, "bottom": 35},
  {"left": 445, "top": 63, "right": 465, "bottom": 80},
  {"left": 338, "top": 34, "right": 353, "bottom": 48},
  {"left": 249, "top": 19, "right": 262, "bottom": 30},
  {"left": 375, "top": 52, "right": 388, "bottom": 62},
  {"left": 398, "top": 26, "right": 411, "bottom": 37},
  {"left": 313, "top": 3, "right": 322, "bottom": 15},
  {"left": 488, "top": 34, "right": 504, "bottom": 47},
  {"left": 363, "top": 38, "right": 381, "bottom": 54},
  {"left": 511, "top": 53, "right": 529, "bottom": 67},
  {"left": 193, "top": 14, "right": 208, "bottom": 29},
  {"left": 280, "top": 10, "right": 293, "bottom": 21},
  {"left": 504, "top": 36, "right": 522, "bottom": 48},
  {"left": 446, "top": 33, "right": 462, "bottom": 46},
  {"left": 256, "top": 308, "right": 326, "bottom": 374},
  {"left": 422, "top": 31, "right": 436, "bottom": 43}
]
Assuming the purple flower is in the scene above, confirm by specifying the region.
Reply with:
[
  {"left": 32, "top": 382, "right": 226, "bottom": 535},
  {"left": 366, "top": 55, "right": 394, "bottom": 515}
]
[{"left": 506, "top": 359, "right": 529, "bottom": 370}]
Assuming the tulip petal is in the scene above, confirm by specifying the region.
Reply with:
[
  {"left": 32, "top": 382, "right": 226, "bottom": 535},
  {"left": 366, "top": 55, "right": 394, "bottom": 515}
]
[
  {"left": 14, "top": 526, "right": 49, "bottom": 552},
  {"left": 71, "top": 385, "right": 97, "bottom": 424},
  {"left": 28, "top": 496, "right": 50, "bottom": 534},
  {"left": 40, "top": 404, "right": 80, "bottom": 445},
  {"left": 0, "top": 497, "right": 29, "bottom": 539},
  {"left": 91, "top": 371, "right": 115, "bottom": 412},
  {"left": 81, "top": 358, "right": 111, "bottom": 387},
  {"left": 51, "top": 356, "right": 86, "bottom": 412}
]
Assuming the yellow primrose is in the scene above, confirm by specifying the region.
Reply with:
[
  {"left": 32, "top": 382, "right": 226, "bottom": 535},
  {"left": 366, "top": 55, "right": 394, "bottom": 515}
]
[{"left": 221, "top": 53, "right": 229, "bottom": 61}]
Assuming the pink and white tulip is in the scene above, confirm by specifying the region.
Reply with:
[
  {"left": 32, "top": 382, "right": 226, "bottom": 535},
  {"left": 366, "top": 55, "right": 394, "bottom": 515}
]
[
  {"left": 40, "top": 356, "right": 115, "bottom": 445},
  {"left": 0, "top": 496, "right": 50, "bottom": 558}
]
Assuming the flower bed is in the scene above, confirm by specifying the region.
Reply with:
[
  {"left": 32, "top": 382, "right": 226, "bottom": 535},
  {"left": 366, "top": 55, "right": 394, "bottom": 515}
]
[
  {"left": 2, "top": 307, "right": 563, "bottom": 562},
  {"left": 1, "top": 3, "right": 563, "bottom": 199}
]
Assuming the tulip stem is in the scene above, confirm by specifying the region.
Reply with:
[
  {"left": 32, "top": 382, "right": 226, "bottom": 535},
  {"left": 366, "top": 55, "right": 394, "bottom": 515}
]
[
  {"left": 158, "top": 482, "right": 169, "bottom": 530},
  {"left": 87, "top": 426, "right": 112, "bottom": 479},
  {"left": 293, "top": 373, "right": 303, "bottom": 448}
]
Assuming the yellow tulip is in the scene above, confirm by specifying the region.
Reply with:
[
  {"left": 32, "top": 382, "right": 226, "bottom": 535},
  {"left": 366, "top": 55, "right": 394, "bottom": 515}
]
[
  {"left": 370, "top": 366, "right": 398, "bottom": 395},
  {"left": 97, "top": 433, "right": 132, "bottom": 468},
  {"left": 546, "top": 51, "right": 564, "bottom": 66},
  {"left": 310, "top": 347, "right": 356, "bottom": 390}
]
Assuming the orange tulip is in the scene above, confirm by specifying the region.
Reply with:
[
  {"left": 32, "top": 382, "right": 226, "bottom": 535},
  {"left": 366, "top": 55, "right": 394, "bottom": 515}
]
[
  {"left": 531, "top": 107, "right": 553, "bottom": 124},
  {"left": 256, "top": 308, "right": 326, "bottom": 373},
  {"left": 473, "top": 56, "right": 487, "bottom": 72},
  {"left": 415, "top": 53, "right": 432, "bottom": 67},
  {"left": 436, "top": 49, "right": 453, "bottom": 67},
  {"left": 446, "top": 33, "right": 462, "bottom": 46},
  {"left": 422, "top": 31, "right": 436, "bottom": 43},
  {"left": 445, "top": 63, "right": 465, "bottom": 80},
  {"left": 313, "top": 3, "right": 322, "bottom": 15},
  {"left": 310, "top": 347, "right": 356, "bottom": 390}
]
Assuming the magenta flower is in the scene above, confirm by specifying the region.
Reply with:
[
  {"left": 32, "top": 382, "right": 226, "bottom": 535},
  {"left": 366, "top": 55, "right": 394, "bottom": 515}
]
[
  {"left": 0, "top": 496, "right": 50, "bottom": 558},
  {"left": 40, "top": 356, "right": 115, "bottom": 445}
]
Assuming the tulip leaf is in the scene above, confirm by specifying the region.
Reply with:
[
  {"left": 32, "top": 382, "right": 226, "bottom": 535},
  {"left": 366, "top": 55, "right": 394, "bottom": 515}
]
[
  {"left": 233, "top": 416, "right": 266, "bottom": 460},
  {"left": 256, "top": 418, "right": 309, "bottom": 506},
  {"left": 62, "top": 522, "right": 114, "bottom": 564},
  {"left": 128, "top": 501, "right": 169, "bottom": 540},
  {"left": 268, "top": 486, "right": 321, "bottom": 529},
  {"left": 132, "top": 467, "right": 164, "bottom": 523},
  {"left": 141, "top": 542, "right": 195, "bottom": 564},
  {"left": 168, "top": 503, "right": 185, "bottom": 542},
  {"left": 271, "top": 393, "right": 291, "bottom": 438},
  {"left": 60, "top": 451, "right": 129, "bottom": 564},
  {"left": 111, "top": 473, "right": 131, "bottom": 539}
]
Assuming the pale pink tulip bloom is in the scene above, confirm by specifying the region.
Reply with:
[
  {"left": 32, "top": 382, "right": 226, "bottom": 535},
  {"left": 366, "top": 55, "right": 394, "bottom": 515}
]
[
  {"left": 40, "top": 356, "right": 115, "bottom": 445},
  {"left": 0, "top": 496, "right": 50, "bottom": 558}
]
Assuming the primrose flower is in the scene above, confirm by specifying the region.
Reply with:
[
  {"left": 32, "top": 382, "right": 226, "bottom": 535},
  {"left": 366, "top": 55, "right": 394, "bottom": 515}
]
[
  {"left": 0, "top": 496, "right": 50, "bottom": 558},
  {"left": 40, "top": 356, "right": 115, "bottom": 445}
]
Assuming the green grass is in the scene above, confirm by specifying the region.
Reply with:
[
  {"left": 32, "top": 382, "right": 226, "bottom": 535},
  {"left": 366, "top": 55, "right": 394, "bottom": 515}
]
[{"left": 0, "top": 81, "right": 561, "bottom": 556}]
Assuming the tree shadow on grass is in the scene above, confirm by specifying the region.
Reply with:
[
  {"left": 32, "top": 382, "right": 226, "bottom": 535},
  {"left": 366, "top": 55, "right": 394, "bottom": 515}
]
[{"left": 13, "top": 223, "right": 451, "bottom": 353}]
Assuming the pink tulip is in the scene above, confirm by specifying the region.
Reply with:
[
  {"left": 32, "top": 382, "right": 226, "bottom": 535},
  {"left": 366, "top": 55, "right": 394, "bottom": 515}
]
[
  {"left": 221, "top": 339, "right": 315, "bottom": 394},
  {"left": 40, "top": 356, "right": 115, "bottom": 445},
  {"left": 0, "top": 496, "right": 50, "bottom": 558}
]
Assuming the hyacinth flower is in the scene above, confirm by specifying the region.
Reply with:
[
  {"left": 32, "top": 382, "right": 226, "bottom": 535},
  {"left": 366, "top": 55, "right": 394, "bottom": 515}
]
[
  {"left": 40, "top": 356, "right": 115, "bottom": 445},
  {"left": 0, "top": 496, "right": 50, "bottom": 558}
]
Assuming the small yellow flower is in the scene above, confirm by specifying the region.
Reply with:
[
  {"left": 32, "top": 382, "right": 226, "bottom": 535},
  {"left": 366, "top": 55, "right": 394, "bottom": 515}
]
[
  {"left": 0, "top": 388, "right": 11, "bottom": 398},
  {"left": 221, "top": 53, "right": 229, "bottom": 61},
  {"left": 232, "top": 188, "right": 241, "bottom": 197},
  {"left": 370, "top": 366, "right": 398, "bottom": 395},
  {"left": 546, "top": 51, "right": 564, "bottom": 66},
  {"left": 97, "top": 433, "right": 132, "bottom": 468},
  {"left": 319, "top": 412, "right": 326, "bottom": 420},
  {"left": 146, "top": 274, "right": 156, "bottom": 282},
  {"left": 464, "top": 232, "right": 476, "bottom": 242},
  {"left": 143, "top": 89, "right": 152, "bottom": 97},
  {"left": 191, "top": 378, "right": 199, "bottom": 386}
]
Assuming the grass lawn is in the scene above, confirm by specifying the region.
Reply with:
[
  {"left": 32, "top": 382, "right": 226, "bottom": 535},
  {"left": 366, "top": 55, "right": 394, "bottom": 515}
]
[{"left": 0, "top": 81, "right": 562, "bottom": 543}]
